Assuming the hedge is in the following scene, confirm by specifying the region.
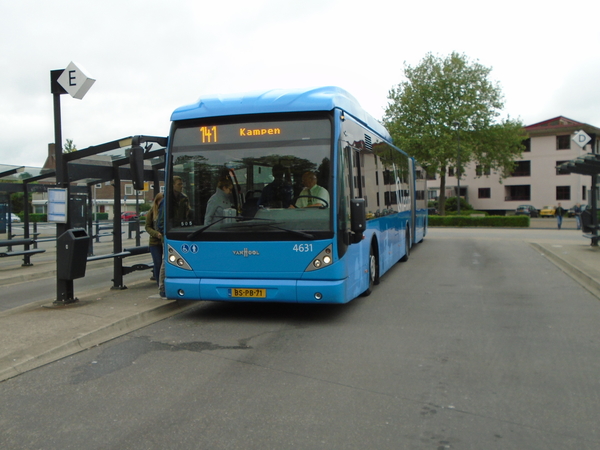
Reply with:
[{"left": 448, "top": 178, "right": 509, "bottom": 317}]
[
  {"left": 429, "top": 215, "right": 529, "bottom": 227},
  {"left": 16, "top": 213, "right": 110, "bottom": 222},
  {"left": 20, "top": 213, "right": 47, "bottom": 222}
]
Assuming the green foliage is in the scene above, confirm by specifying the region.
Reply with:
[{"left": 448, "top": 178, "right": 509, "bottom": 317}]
[
  {"left": 445, "top": 210, "right": 488, "bottom": 216},
  {"left": 444, "top": 196, "right": 473, "bottom": 212},
  {"left": 429, "top": 215, "right": 529, "bottom": 227},
  {"left": 23, "top": 213, "right": 47, "bottom": 222},
  {"left": 383, "top": 51, "right": 526, "bottom": 215},
  {"left": 10, "top": 192, "right": 31, "bottom": 214},
  {"left": 63, "top": 139, "right": 77, "bottom": 153}
]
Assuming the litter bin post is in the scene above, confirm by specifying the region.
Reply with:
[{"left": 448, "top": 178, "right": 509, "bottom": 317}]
[{"left": 57, "top": 228, "right": 90, "bottom": 280}]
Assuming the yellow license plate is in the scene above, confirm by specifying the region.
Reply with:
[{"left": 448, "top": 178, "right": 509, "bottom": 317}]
[{"left": 230, "top": 288, "right": 266, "bottom": 298}]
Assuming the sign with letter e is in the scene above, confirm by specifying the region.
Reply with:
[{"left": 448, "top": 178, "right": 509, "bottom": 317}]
[{"left": 57, "top": 61, "right": 96, "bottom": 99}]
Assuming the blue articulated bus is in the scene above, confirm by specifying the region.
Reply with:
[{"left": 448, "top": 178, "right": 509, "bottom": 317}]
[{"left": 163, "top": 86, "right": 427, "bottom": 303}]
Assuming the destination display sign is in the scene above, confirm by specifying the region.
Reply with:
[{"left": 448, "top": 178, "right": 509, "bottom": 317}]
[{"left": 175, "top": 119, "right": 330, "bottom": 147}]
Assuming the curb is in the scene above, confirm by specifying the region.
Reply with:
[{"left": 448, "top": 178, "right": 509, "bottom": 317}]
[
  {"left": 0, "top": 254, "right": 152, "bottom": 287},
  {"left": 530, "top": 242, "right": 600, "bottom": 300},
  {"left": 0, "top": 297, "right": 197, "bottom": 383}
]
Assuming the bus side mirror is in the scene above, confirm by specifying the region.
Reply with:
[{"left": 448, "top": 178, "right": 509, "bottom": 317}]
[
  {"left": 129, "top": 146, "right": 144, "bottom": 191},
  {"left": 350, "top": 198, "right": 366, "bottom": 243}
]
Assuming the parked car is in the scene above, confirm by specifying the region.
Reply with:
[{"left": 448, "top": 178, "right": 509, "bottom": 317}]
[
  {"left": 121, "top": 211, "right": 138, "bottom": 221},
  {"left": 3, "top": 213, "right": 21, "bottom": 223},
  {"left": 568, "top": 204, "right": 586, "bottom": 217},
  {"left": 539, "top": 206, "right": 556, "bottom": 218},
  {"left": 515, "top": 205, "right": 538, "bottom": 217}
]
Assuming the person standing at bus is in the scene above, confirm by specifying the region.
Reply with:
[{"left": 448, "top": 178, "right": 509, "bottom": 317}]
[
  {"left": 294, "top": 171, "right": 329, "bottom": 208},
  {"left": 145, "top": 193, "right": 163, "bottom": 284},
  {"left": 573, "top": 203, "right": 582, "bottom": 230},
  {"left": 160, "top": 176, "right": 188, "bottom": 298},
  {"left": 258, "top": 164, "right": 293, "bottom": 208},
  {"left": 556, "top": 202, "right": 565, "bottom": 230},
  {"left": 204, "top": 178, "right": 234, "bottom": 223}
]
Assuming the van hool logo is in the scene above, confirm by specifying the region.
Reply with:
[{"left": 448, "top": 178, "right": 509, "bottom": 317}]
[{"left": 232, "top": 248, "right": 260, "bottom": 257}]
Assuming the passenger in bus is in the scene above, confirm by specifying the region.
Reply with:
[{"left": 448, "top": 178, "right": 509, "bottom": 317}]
[
  {"left": 293, "top": 171, "right": 329, "bottom": 208},
  {"left": 258, "top": 164, "right": 293, "bottom": 208},
  {"left": 204, "top": 178, "right": 234, "bottom": 223},
  {"left": 170, "top": 175, "right": 190, "bottom": 224},
  {"left": 145, "top": 193, "right": 164, "bottom": 284}
]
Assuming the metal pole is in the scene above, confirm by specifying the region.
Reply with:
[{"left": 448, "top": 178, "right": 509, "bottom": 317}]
[
  {"left": 135, "top": 189, "right": 140, "bottom": 246},
  {"left": 51, "top": 69, "right": 76, "bottom": 304}
]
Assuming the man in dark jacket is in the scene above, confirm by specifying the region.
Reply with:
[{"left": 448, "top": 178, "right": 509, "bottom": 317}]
[{"left": 556, "top": 203, "right": 566, "bottom": 229}]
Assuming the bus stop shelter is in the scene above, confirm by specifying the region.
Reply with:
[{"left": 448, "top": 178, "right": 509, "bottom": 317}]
[
  {"left": 558, "top": 154, "right": 600, "bottom": 246},
  {"left": 1, "top": 135, "right": 167, "bottom": 302}
]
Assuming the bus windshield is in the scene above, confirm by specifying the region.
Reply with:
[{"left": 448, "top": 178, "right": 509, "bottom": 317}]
[{"left": 167, "top": 116, "right": 333, "bottom": 241}]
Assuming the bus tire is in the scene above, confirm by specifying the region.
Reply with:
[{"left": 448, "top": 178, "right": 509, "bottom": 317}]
[
  {"left": 400, "top": 230, "right": 410, "bottom": 262},
  {"left": 362, "top": 243, "right": 379, "bottom": 296}
]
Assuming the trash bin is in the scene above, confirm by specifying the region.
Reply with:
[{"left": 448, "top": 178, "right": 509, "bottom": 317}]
[
  {"left": 128, "top": 220, "right": 139, "bottom": 239},
  {"left": 57, "top": 228, "right": 90, "bottom": 280}
]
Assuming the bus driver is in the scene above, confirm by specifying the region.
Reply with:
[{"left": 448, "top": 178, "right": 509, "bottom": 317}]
[{"left": 293, "top": 171, "right": 329, "bottom": 208}]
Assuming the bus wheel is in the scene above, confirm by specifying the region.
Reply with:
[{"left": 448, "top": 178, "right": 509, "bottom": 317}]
[
  {"left": 400, "top": 230, "right": 410, "bottom": 262},
  {"left": 362, "top": 244, "right": 378, "bottom": 296}
]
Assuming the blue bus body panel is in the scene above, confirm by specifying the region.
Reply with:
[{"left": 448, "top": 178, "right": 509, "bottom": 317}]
[
  {"left": 164, "top": 239, "right": 353, "bottom": 304},
  {"left": 171, "top": 86, "right": 392, "bottom": 142}
]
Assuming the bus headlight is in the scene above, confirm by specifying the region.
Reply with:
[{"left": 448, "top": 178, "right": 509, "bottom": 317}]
[
  {"left": 305, "top": 244, "right": 333, "bottom": 272},
  {"left": 166, "top": 245, "right": 193, "bottom": 271}
]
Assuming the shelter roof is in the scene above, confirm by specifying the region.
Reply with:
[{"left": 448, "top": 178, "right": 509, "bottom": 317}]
[{"left": 1, "top": 136, "right": 166, "bottom": 186}]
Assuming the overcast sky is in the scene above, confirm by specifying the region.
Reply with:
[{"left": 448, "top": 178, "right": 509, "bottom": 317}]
[{"left": 2, "top": 0, "right": 599, "bottom": 168}]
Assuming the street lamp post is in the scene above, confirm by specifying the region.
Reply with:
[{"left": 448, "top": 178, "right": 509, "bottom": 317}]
[{"left": 453, "top": 121, "right": 461, "bottom": 215}]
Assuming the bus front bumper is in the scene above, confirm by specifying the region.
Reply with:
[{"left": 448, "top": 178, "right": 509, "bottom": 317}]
[{"left": 165, "top": 277, "right": 349, "bottom": 304}]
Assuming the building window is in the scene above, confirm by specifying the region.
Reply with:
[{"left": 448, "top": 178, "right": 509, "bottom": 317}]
[
  {"left": 476, "top": 165, "right": 491, "bottom": 176},
  {"left": 448, "top": 167, "right": 455, "bottom": 177},
  {"left": 511, "top": 161, "right": 531, "bottom": 177},
  {"left": 557, "top": 135, "right": 571, "bottom": 150},
  {"left": 556, "top": 161, "right": 569, "bottom": 175},
  {"left": 506, "top": 185, "right": 530, "bottom": 201},
  {"left": 125, "top": 184, "right": 134, "bottom": 196},
  {"left": 556, "top": 186, "right": 570, "bottom": 200},
  {"left": 523, "top": 138, "right": 531, "bottom": 152},
  {"left": 583, "top": 186, "right": 587, "bottom": 201},
  {"left": 478, "top": 188, "right": 491, "bottom": 199}
]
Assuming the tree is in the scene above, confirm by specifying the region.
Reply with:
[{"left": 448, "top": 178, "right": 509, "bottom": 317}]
[
  {"left": 63, "top": 139, "right": 77, "bottom": 153},
  {"left": 383, "top": 52, "right": 526, "bottom": 215}
]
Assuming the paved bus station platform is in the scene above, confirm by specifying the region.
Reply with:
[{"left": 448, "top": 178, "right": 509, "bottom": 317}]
[{"left": 1, "top": 218, "right": 599, "bottom": 382}]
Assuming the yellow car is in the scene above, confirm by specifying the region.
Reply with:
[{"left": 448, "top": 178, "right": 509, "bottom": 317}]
[{"left": 539, "top": 206, "right": 556, "bottom": 217}]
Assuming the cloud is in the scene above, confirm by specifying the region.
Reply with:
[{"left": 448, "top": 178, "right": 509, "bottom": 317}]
[{"left": 2, "top": 0, "right": 600, "bottom": 167}]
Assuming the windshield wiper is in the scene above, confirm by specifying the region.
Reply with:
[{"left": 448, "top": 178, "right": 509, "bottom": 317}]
[
  {"left": 186, "top": 215, "right": 272, "bottom": 239},
  {"left": 265, "top": 223, "right": 316, "bottom": 240},
  {"left": 227, "top": 221, "right": 315, "bottom": 239},
  {"left": 186, "top": 217, "right": 228, "bottom": 239},
  {"left": 187, "top": 216, "right": 315, "bottom": 240}
]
